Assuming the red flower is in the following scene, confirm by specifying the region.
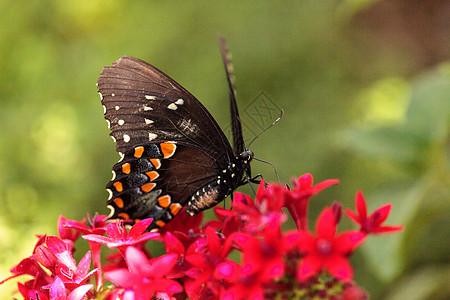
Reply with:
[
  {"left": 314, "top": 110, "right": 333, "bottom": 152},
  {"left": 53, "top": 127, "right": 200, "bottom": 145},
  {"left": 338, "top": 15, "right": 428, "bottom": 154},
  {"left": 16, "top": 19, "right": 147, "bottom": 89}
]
[
  {"left": 215, "top": 180, "right": 286, "bottom": 234},
  {"left": 104, "top": 246, "right": 182, "bottom": 299},
  {"left": 83, "top": 218, "right": 159, "bottom": 254},
  {"left": 215, "top": 220, "right": 300, "bottom": 300},
  {"left": 345, "top": 191, "right": 403, "bottom": 235},
  {"left": 184, "top": 227, "right": 234, "bottom": 297},
  {"left": 232, "top": 218, "right": 298, "bottom": 282},
  {"left": 215, "top": 260, "right": 264, "bottom": 300},
  {"left": 285, "top": 174, "right": 339, "bottom": 230},
  {"left": 296, "top": 208, "right": 366, "bottom": 282}
]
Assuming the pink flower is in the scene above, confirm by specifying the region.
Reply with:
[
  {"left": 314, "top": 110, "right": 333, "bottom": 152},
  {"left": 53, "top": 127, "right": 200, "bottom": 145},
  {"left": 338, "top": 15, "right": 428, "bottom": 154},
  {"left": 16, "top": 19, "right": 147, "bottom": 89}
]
[
  {"left": 296, "top": 208, "right": 366, "bottom": 282},
  {"left": 49, "top": 277, "right": 92, "bottom": 300},
  {"left": 285, "top": 174, "right": 339, "bottom": 230},
  {"left": 345, "top": 191, "right": 403, "bottom": 235},
  {"left": 105, "top": 246, "right": 182, "bottom": 299},
  {"left": 83, "top": 218, "right": 159, "bottom": 254},
  {"left": 42, "top": 236, "right": 96, "bottom": 291}
]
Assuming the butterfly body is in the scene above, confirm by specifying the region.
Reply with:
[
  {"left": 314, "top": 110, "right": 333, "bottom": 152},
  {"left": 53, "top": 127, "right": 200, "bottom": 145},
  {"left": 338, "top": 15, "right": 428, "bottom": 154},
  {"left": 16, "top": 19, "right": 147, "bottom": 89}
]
[{"left": 98, "top": 48, "right": 251, "bottom": 229}]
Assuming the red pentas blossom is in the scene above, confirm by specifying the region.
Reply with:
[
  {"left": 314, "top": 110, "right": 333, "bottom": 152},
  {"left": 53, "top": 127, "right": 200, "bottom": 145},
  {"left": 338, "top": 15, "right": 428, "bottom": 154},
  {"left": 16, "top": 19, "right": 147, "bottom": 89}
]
[
  {"left": 285, "top": 173, "right": 340, "bottom": 230},
  {"left": 296, "top": 207, "right": 366, "bottom": 282},
  {"left": 345, "top": 190, "right": 404, "bottom": 235},
  {"left": 1, "top": 174, "right": 401, "bottom": 300}
]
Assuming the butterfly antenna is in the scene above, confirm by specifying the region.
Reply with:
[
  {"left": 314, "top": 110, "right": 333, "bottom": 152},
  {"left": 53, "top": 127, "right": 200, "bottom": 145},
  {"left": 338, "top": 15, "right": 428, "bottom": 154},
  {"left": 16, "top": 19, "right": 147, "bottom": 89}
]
[
  {"left": 247, "top": 109, "right": 284, "bottom": 149},
  {"left": 252, "top": 157, "right": 281, "bottom": 184}
]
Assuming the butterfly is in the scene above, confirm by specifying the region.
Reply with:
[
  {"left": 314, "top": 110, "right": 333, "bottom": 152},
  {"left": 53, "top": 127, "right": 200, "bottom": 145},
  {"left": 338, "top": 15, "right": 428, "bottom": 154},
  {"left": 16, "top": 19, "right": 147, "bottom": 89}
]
[{"left": 97, "top": 38, "right": 256, "bottom": 229}]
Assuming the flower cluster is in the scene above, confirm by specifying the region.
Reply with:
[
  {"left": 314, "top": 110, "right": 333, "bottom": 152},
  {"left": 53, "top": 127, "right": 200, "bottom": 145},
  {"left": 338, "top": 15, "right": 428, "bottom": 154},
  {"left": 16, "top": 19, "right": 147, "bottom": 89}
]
[{"left": 1, "top": 174, "right": 402, "bottom": 299}]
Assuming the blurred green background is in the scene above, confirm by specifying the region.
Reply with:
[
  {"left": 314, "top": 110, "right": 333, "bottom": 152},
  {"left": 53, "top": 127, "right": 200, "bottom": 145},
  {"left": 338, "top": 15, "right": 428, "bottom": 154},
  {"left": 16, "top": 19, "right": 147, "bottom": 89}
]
[{"left": 1, "top": 0, "right": 449, "bottom": 299}]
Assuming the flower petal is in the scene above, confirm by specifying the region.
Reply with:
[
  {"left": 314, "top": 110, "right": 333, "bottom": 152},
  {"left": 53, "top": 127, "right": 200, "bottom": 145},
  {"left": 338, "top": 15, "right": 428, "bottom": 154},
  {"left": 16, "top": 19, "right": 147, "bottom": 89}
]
[
  {"left": 104, "top": 269, "right": 135, "bottom": 288},
  {"left": 316, "top": 208, "right": 336, "bottom": 240},
  {"left": 67, "top": 284, "right": 93, "bottom": 300},
  {"left": 50, "top": 277, "right": 67, "bottom": 300},
  {"left": 371, "top": 225, "right": 404, "bottom": 234},
  {"left": 82, "top": 234, "right": 113, "bottom": 244},
  {"left": 369, "top": 204, "right": 392, "bottom": 226},
  {"left": 206, "top": 227, "right": 221, "bottom": 256},
  {"left": 165, "top": 232, "right": 185, "bottom": 255},
  {"left": 215, "top": 261, "right": 239, "bottom": 280},
  {"left": 148, "top": 254, "right": 178, "bottom": 277},
  {"left": 152, "top": 279, "right": 183, "bottom": 295},
  {"left": 75, "top": 251, "right": 91, "bottom": 278},
  {"left": 324, "top": 255, "right": 354, "bottom": 281},
  {"left": 296, "top": 231, "right": 316, "bottom": 253},
  {"left": 334, "top": 231, "right": 366, "bottom": 253},
  {"left": 125, "top": 246, "right": 149, "bottom": 274},
  {"left": 355, "top": 191, "right": 367, "bottom": 220},
  {"left": 296, "top": 255, "right": 322, "bottom": 281},
  {"left": 128, "top": 218, "right": 153, "bottom": 237}
]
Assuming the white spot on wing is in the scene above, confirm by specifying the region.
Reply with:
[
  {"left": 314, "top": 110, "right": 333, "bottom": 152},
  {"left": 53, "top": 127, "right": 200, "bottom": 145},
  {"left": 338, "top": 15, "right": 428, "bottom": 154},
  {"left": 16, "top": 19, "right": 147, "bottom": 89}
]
[
  {"left": 123, "top": 134, "right": 130, "bottom": 143},
  {"left": 149, "top": 133, "right": 157, "bottom": 141},
  {"left": 99, "top": 92, "right": 103, "bottom": 100},
  {"left": 111, "top": 93, "right": 115, "bottom": 97},
  {"left": 168, "top": 103, "right": 178, "bottom": 110},
  {"left": 107, "top": 189, "right": 113, "bottom": 200},
  {"left": 175, "top": 98, "right": 184, "bottom": 105},
  {"left": 106, "top": 120, "right": 111, "bottom": 129},
  {"left": 111, "top": 170, "right": 116, "bottom": 181},
  {"left": 106, "top": 205, "right": 115, "bottom": 218},
  {"left": 143, "top": 105, "right": 153, "bottom": 111},
  {"left": 145, "top": 95, "right": 156, "bottom": 100},
  {"left": 103, "top": 105, "right": 106, "bottom": 114},
  {"left": 115, "top": 106, "right": 120, "bottom": 110},
  {"left": 118, "top": 119, "right": 125, "bottom": 126},
  {"left": 111, "top": 135, "right": 116, "bottom": 142},
  {"left": 145, "top": 118, "right": 154, "bottom": 124},
  {"left": 118, "top": 152, "right": 125, "bottom": 162}
]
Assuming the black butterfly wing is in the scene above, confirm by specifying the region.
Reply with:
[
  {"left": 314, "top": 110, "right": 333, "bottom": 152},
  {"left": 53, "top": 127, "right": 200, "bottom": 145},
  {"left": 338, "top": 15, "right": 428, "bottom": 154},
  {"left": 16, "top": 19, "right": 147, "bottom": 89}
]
[
  {"left": 218, "top": 36, "right": 245, "bottom": 155},
  {"left": 98, "top": 55, "right": 233, "bottom": 161},
  {"left": 98, "top": 56, "right": 234, "bottom": 226}
]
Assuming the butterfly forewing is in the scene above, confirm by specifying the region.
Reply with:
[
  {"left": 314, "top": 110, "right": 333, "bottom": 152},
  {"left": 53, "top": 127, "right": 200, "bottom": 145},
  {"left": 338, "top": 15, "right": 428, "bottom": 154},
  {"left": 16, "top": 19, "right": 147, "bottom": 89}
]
[
  {"left": 98, "top": 56, "right": 233, "bottom": 161},
  {"left": 98, "top": 53, "right": 252, "bottom": 229}
]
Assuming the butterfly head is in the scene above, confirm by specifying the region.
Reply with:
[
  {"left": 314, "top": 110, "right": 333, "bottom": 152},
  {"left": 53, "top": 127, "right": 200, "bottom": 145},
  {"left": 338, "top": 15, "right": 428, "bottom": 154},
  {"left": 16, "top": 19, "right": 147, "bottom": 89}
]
[{"left": 240, "top": 150, "right": 254, "bottom": 164}]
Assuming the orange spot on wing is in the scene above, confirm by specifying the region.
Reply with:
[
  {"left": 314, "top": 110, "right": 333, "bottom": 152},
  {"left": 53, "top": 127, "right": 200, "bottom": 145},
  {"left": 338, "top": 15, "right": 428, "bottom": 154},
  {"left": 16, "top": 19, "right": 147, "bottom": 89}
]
[
  {"left": 141, "top": 183, "right": 156, "bottom": 193},
  {"left": 113, "top": 198, "right": 124, "bottom": 208},
  {"left": 134, "top": 146, "right": 145, "bottom": 158},
  {"left": 145, "top": 171, "right": 159, "bottom": 181},
  {"left": 160, "top": 142, "right": 176, "bottom": 158},
  {"left": 169, "top": 203, "right": 182, "bottom": 216},
  {"left": 122, "top": 163, "right": 131, "bottom": 174},
  {"left": 155, "top": 220, "right": 166, "bottom": 227},
  {"left": 113, "top": 181, "right": 123, "bottom": 192},
  {"left": 134, "top": 219, "right": 141, "bottom": 223},
  {"left": 150, "top": 159, "right": 161, "bottom": 169},
  {"left": 118, "top": 212, "right": 130, "bottom": 219},
  {"left": 157, "top": 195, "right": 171, "bottom": 208}
]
